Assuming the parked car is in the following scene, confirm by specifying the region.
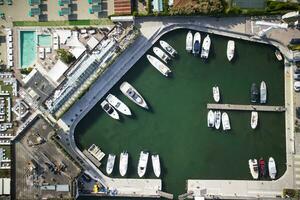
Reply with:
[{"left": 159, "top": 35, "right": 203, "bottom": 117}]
[
  {"left": 294, "top": 74, "right": 300, "bottom": 80},
  {"left": 295, "top": 68, "right": 300, "bottom": 74},
  {"left": 294, "top": 81, "right": 300, "bottom": 92},
  {"left": 296, "top": 107, "right": 300, "bottom": 119}
]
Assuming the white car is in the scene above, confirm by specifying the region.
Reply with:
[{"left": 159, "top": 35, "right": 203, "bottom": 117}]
[{"left": 294, "top": 81, "right": 300, "bottom": 92}]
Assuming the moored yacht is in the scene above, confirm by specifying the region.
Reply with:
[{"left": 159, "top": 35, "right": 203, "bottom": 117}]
[
  {"left": 260, "top": 81, "right": 267, "bottom": 104},
  {"left": 120, "top": 82, "right": 148, "bottom": 109},
  {"left": 147, "top": 54, "right": 172, "bottom": 77},
  {"left": 160, "top": 40, "right": 177, "bottom": 57},
  {"left": 101, "top": 100, "right": 120, "bottom": 120},
  {"left": 215, "top": 111, "right": 221, "bottom": 130},
  {"left": 251, "top": 111, "right": 258, "bottom": 129},
  {"left": 248, "top": 159, "right": 259, "bottom": 179},
  {"left": 201, "top": 35, "right": 211, "bottom": 59},
  {"left": 106, "top": 94, "right": 132, "bottom": 116},
  {"left": 106, "top": 154, "right": 116, "bottom": 175},
  {"left": 268, "top": 157, "right": 277, "bottom": 179},
  {"left": 153, "top": 47, "right": 170, "bottom": 63},
  {"left": 151, "top": 154, "right": 161, "bottom": 178},
  {"left": 222, "top": 112, "right": 231, "bottom": 131},
  {"left": 186, "top": 31, "right": 193, "bottom": 52},
  {"left": 259, "top": 158, "right": 266, "bottom": 177},
  {"left": 119, "top": 151, "right": 128, "bottom": 176},
  {"left": 192, "top": 32, "right": 201, "bottom": 55},
  {"left": 251, "top": 83, "right": 259, "bottom": 103},
  {"left": 213, "top": 86, "right": 220, "bottom": 103},
  {"left": 227, "top": 40, "right": 235, "bottom": 61},
  {"left": 207, "top": 110, "right": 215, "bottom": 128},
  {"left": 138, "top": 151, "right": 149, "bottom": 177}
]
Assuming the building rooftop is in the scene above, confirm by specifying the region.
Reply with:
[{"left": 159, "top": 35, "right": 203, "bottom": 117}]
[{"left": 114, "top": 0, "right": 132, "bottom": 15}]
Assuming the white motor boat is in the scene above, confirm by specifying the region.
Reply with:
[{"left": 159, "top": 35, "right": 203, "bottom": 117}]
[
  {"left": 100, "top": 100, "right": 120, "bottom": 120},
  {"left": 192, "top": 32, "right": 201, "bottom": 55},
  {"left": 201, "top": 35, "right": 211, "bottom": 59},
  {"left": 251, "top": 111, "right": 258, "bottom": 129},
  {"left": 248, "top": 159, "right": 259, "bottom": 179},
  {"left": 159, "top": 40, "right": 177, "bottom": 57},
  {"left": 119, "top": 151, "right": 128, "bottom": 176},
  {"left": 106, "top": 154, "right": 116, "bottom": 175},
  {"left": 151, "top": 154, "right": 161, "bottom": 178},
  {"left": 186, "top": 31, "right": 193, "bottom": 52},
  {"left": 215, "top": 111, "right": 221, "bottom": 130},
  {"left": 222, "top": 112, "right": 231, "bottom": 131},
  {"left": 213, "top": 86, "right": 220, "bottom": 103},
  {"left": 227, "top": 40, "right": 235, "bottom": 61},
  {"left": 147, "top": 54, "right": 172, "bottom": 77},
  {"left": 260, "top": 81, "right": 267, "bottom": 104},
  {"left": 275, "top": 50, "right": 283, "bottom": 61},
  {"left": 268, "top": 157, "right": 277, "bottom": 179},
  {"left": 153, "top": 47, "right": 170, "bottom": 63},
  {"left": 207, "top": 110, "right": 215, "bottom": 128},
  {"left": 106, "top": 94, "right": 132, "bottom": 116},
  {"left": 120, "top": 82, "right": 148, "bottom": 109},
  {"left": 137, "top": 151, "right": 149, "bottom": 177}
]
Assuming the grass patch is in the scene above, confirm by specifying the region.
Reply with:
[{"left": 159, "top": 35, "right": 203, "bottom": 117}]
[
  {"left": 0, "top": 81, "right": 12, "bottom": 94},
  {"left": 13, "top": 19, "right": 113, "bottom": 27}
]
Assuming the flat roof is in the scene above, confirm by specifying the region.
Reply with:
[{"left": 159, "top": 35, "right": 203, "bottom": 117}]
[
  {"left": 3, "top": 178, "right": 10, "bottom": 195},
  {"left": 47, "top": 60, "right": 69, "bottom": 83},
  {"left": 87, "top": 36, "right": 99, "bottom": 50}
]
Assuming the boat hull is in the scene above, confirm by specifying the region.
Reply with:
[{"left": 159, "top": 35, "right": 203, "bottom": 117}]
[
  {"left": 138, "top": 151, "right": 149, "bottom": 177},
  {"left": 101, "top": 100, "right": 120, "bottom": 120},
  {"left": 120, "top": 82, "right": 148, "bottom": 109},
  {"left": 186, "top": 31, "right": 193, "bottom": 52},
  {"left": 260, "top": 81, "right": 267, "bottom": 104},
  {"left": 201, "top": 35, "right": 211, "bottom": 59},
  {"left": 106, "top": 154, "right": 116, "bottom": 175},
  {"left": 227, "top": 40, "right": 235, "bottom": 61},
  {"left": 268, "top": 157, "right": 277, "bottom": 179},
  {"left": 251, "top": 111, "right": 258, "bottom": 129},
  {"left": 147, "top": 54, "right": 171, "bottom": 77},
  {"left": 222, "top": 112, "right": 231, "bottom": 131},
  {"left": 249, "top": 159, "right": 259, "bottom": 179},
  {"left": 215, "top": 111, "right": 221, "bottom": 130},
  {"left": 213, "top": 86, "right": 220, "bottom": 103},
  {"left": 207, "top": 110, "right": 215, "bottom": 128},
  {"left": 119, "top": 151, "right": 128, "bottom": 177},
  {"left": 151, "top": 155, "right": 161, "bottom": 178},
  {"left": 106, "top": 94, "right": 132, "bottom": 116}
]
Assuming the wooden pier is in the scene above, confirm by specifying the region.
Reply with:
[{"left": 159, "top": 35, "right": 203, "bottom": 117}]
[
  {"left": 207, "top": 103, "right": 285, "bottom": 112},
  {"left": 157, "top": 190, "right": 174, "bottom": 199}
]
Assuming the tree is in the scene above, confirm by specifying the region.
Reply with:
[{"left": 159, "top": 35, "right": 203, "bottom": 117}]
[{"left": 57, "top": 49, "right": 75, "bottom": 64}]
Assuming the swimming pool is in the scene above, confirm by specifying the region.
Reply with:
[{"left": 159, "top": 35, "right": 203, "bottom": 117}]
[
  {"left": 38, "top": 34, "right": 52, "bottom": 46},
  {"left": 20, "top": 31, "right": 37, "bottom": 68}
]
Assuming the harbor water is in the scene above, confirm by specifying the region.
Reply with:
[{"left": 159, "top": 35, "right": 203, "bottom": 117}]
[{"left": 75, "top": 29, "right": 286, "bottom": 197}]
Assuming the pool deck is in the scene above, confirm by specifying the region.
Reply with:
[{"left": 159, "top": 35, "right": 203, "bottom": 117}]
[{"left": 52, "top": 16, "right": 300, "bottom": 199}]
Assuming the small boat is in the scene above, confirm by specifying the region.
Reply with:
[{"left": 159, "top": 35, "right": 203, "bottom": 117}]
[
  {"left": 106, "top": 94, "right": 132, "bottom": 116},
  {"left": 100, "top": 100, "right": 120, "bottom": 120},
  {"left": 251, "top": 83, "right": 259, "bottom": 103},
  {"left": 275, "top": 50, "right": 283, "bottom": 61},
  {"left": 222, "top": 112, "right": 231, "bottom": 131},
  {"left": 268, "top": 157, "right": 277, "bottom": 179},
  {"left": 259, "top": 158, "right": 266, "bottom": 177},
  {"left": 251, "top": 111, "right": 258, "bottom": 129},
  {"left": 119, "top": 151, "right": 128, "bottom": 176},
  {"left": 159, "top": 40, "right": 177, "bottom": 57},
  {"left": 213, "top": 86, "right": 220, "bottom": 103},
  {"left": 227, "top": 40, "right": 235, "bottom": 61},
  {"left": 192, "top": 32, "right": 201, "bottom": 55},
  {"left": 248, "top": 159, "right": 259, "bottom": 179},
  {"left": 137, "top": 151, "right": 149, "bottom": 177},
  {"left": 215, "top": 111, "right": 221, "bottom": 130},
  {"left": 186, "top": 31, "right": 193, "bottom": 52},
  {"left": 153, "top": 47, "right": 170, "bottom": 63},
  {"left": 147, "top": 54, "right": 172, "bottom": 77},
  {"left": 260, "top": 81, "right": 267, "bottom": 104},
  {"left": 120, "top": 82, "right": 148, "bottom": 109},
  {"left": 106, "top": 154, "right": 116, "bottom": 175},
  {"left": 151, "top": 154, "right": 161, "bottom": 178},
  {"left": 200, "top": 35, "right": 211, "bottom": 59},
  {"left": 207, "top": 110, "right": 215, "bottom": 128}
]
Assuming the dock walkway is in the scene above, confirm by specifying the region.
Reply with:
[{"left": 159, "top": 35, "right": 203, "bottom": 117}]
[{"left": 207, "top": 103, "right": 286, "bottom": 112}]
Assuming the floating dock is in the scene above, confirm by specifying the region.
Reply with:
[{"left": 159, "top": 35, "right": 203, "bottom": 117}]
[{"left": 207, "top": 103, "right": 285, "bottom": 112}]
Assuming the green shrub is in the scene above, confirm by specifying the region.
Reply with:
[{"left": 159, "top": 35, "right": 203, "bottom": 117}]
[{"left": 57, "top": 49, "right": 75, "bottom": 64}]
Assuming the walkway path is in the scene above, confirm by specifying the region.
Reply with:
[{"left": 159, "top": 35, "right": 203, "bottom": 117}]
[{"left": 207, "top": 103, "right": 286, "bottom": 112}]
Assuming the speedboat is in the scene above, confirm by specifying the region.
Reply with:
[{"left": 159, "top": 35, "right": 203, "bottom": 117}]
[
  {"left": 106, "top": 94, "right": 132, "bottom": 116},
  {"left": 153, "top": 47, "right": 170, "bottom": 63},
  {"left": 207, "top": 110, "right": 215, "bottom": 128},
  {"left": 251, "top": 83, "right": 259, "bottom": 103},
  {"left": 222, "top": 112, "right": 231, "bottom": 131},
  {"left": 213, "top": 86, "right": 220, "bottom": 103},
  {"left": 120, "top": 82, "right": 148, "bottom": 109},
  {"left": 215, "top": 111, "right": 221, "bottom": 130},
  {"left": 268, "top": 157, "right": 277, "bottom": 179},
  {"left": 251, "top": 111, "right": 258, "bottom": 129},
  {"left": 159, "top": 40, "right": 177, "bottom": 57},
  {"left": 100, "top": 100, "right": 120, "bottom": 120},
  {"left": 200, "top": 35, "right": 211, "bottom": 59},
  {"left": 119, "top": 151, "right": 128, "bottom": 176},
  {"left": 151, "top": 154, "right": 161, "bottom": 178},
  {"left": 248, "top": 159, "right": 259, "bottom": 179},
  {"left": 192, "top": 32, "right": 201, "bottom": 55},
  {"left": 275, "top": 50, "right": 283, "bottom": 61},
  {"left": 227, "top": 40, "right": 235, "bottom": 61},
  {"left": 186, "top": 31, "right": 193, "bottom": 52},
  {"left": 106, "top": 154, "right": 116, "bottom": 175},
  {"left": 137, "top": 151, "right": 149, "bottom": 177},
  {"left": 147, "top": 54, "right": 172, "bottom": 77},
  {"left": 260, "top": 81, "right": 267, "bottom": 104},
  {"left": 259, "top": 158, "right": 266, "bottom": 177}
]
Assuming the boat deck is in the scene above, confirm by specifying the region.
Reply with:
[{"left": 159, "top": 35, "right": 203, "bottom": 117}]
[{"left": 207, "top": 103, "right": 285, "bottom": 112}]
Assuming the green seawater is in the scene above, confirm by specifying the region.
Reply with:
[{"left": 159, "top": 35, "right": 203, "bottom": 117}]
[{"left": 75, "top": 29, "right": 286, "bottom": 198}]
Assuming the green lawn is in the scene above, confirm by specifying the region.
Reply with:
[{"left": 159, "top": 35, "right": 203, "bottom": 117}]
[
  {"left": 0, "top": 81, "right": 12, "bottom": 95},
  {"left": 13, "top": 19, "right": 114, "bottom": 27}
]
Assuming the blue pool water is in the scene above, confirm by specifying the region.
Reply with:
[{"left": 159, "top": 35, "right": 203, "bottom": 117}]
[
  {"left": 38, "top": 34, "right": 52, "bottom": 46},
  {"left": 20, "top": 31, "right": 37, "bottom": 68}
]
